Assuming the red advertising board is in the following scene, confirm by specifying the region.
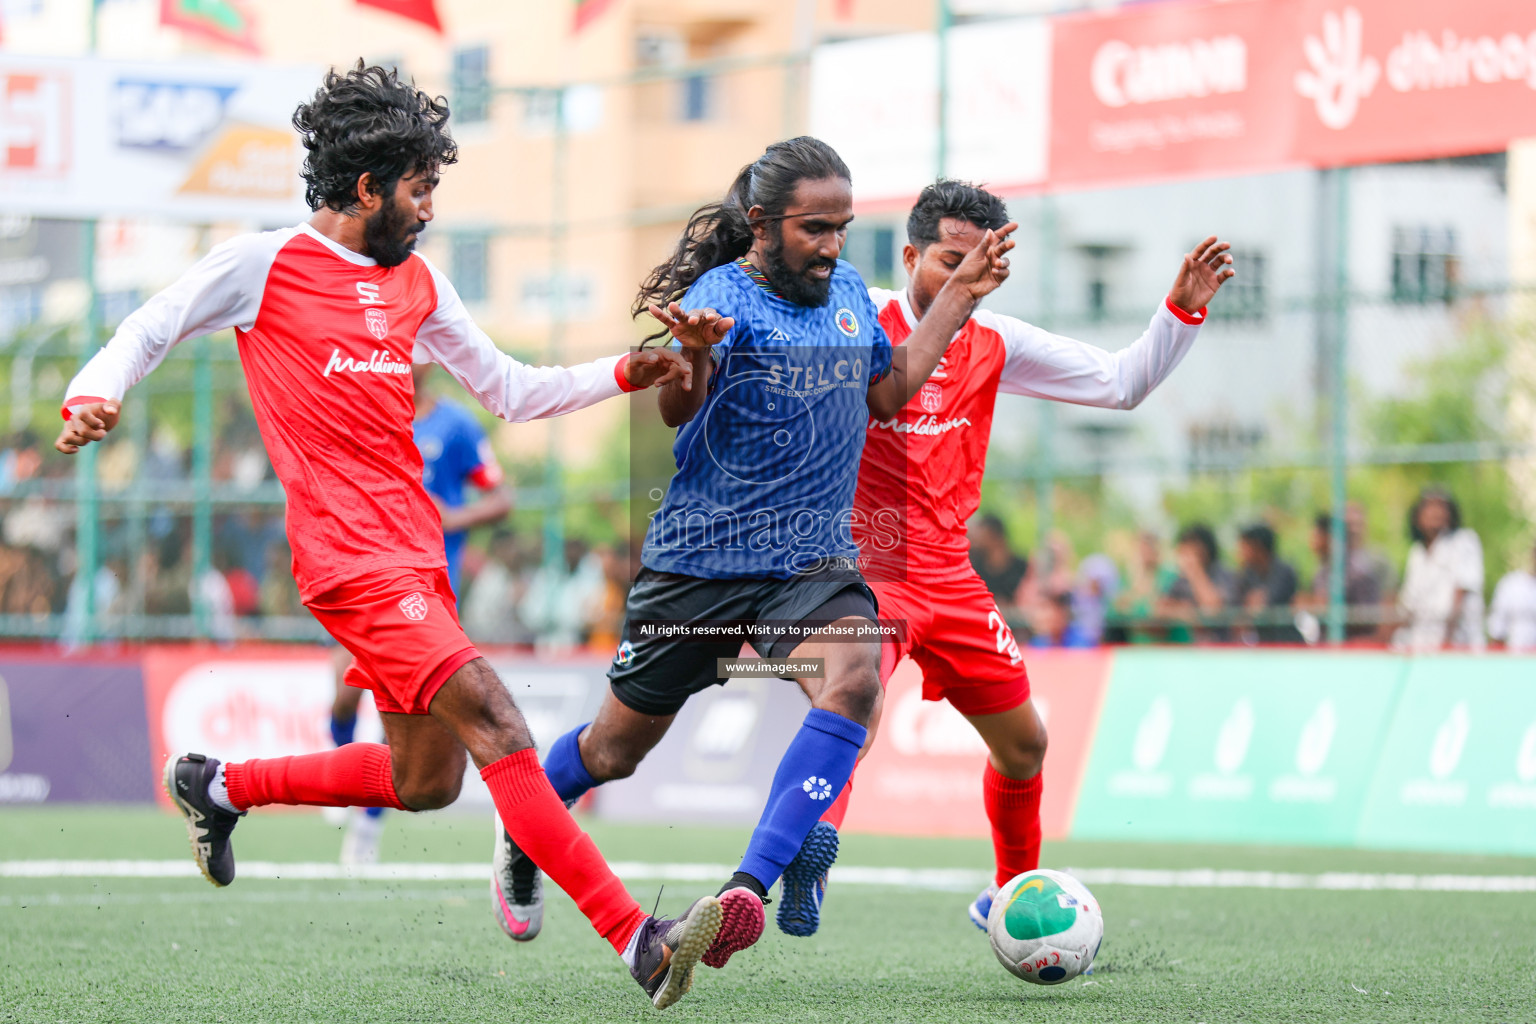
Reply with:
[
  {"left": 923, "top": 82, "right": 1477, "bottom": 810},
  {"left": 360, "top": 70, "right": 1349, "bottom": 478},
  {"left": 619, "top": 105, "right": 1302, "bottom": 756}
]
[
  {"left": 840, "top": 649, "right": 1111, "bottom": 840},
  {"left": 1049, "top": 0, "right": 1536, "bottom": 188}
]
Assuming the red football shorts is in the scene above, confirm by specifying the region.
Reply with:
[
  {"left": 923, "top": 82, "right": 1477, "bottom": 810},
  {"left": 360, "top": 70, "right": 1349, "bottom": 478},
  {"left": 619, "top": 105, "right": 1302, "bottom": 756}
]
[
  {"left": 306, "top": 566, "right": 480, "bottom": 716},
  {"left": 871, "top": 573, "right": 1030, "bottom": 717}
]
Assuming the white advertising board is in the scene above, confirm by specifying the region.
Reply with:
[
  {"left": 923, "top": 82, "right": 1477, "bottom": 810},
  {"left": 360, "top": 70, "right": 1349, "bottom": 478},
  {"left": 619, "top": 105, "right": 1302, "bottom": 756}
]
[{"left": 0, "top": 55, "right": 320, "bottom": 223}]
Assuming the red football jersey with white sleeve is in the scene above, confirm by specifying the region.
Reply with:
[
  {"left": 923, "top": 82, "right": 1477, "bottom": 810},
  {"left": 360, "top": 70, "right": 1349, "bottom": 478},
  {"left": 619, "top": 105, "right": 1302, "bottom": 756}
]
[
  {"left": 854, "top": 288, "right": 1205, "bottom": 584},
  {"left": 64, "top": 224, "right": 631, "bottom": 600}
]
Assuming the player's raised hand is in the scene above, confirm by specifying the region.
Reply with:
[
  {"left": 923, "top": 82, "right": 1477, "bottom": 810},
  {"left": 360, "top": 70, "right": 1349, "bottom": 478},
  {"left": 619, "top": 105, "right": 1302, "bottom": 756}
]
[
  {"left": 1170, "top": 236, "right": 1236, "bottom": 314},
  {"left": 948, "top": 222, "right": 1019, "bottom": 301},
  {"left": 54, "top": 401, "right": 120, "bottom": 454},
  {"left": 624, "top": 347, "right": 696, "bottom": 391},
  {"left": 647, "top": 302, "right": 734, "bottom": 351}
]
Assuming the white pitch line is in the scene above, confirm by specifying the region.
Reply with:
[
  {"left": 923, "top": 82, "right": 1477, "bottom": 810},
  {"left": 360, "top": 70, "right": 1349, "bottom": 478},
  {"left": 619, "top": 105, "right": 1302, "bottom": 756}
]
[{"left": 1, "top": 861, "right": 1534, "bottom": 893}]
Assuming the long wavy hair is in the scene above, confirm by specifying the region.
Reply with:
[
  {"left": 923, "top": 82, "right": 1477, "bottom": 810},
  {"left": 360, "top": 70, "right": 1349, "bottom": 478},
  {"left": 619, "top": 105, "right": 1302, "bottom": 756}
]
[
  {"left": 292, "top": 61, "right": 457, "bottom": 213},
  {"left": 633, "top": 136, "right": 850, "bottom": 338}
]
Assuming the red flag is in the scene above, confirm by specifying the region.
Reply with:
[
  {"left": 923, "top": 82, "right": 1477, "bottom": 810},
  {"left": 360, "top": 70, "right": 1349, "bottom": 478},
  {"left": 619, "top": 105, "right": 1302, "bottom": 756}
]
[
  {"left": 573, "top": 0, "right": 615, "bottom": 32},
  {"left": 355, "top": 0, "right": 442, "bottom": 33},
  {"left": 159, "top": 0, "right": 259, "bottom": 53}
]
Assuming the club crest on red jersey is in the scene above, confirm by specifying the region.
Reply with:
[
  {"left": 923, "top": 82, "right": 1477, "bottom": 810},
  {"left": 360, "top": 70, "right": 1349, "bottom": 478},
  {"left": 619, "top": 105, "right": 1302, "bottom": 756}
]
[
  {"left": 919, "top": 382, "right": 943, "bottom": 413},
  {"left": 835, "top": 307, "right": 859, "bottom": 337},
  {"left": 398, "top": 592, "right": 429, "bottom": 621},
  {"left": 365, "top": 307, "right": 389, "bottom": 341}
]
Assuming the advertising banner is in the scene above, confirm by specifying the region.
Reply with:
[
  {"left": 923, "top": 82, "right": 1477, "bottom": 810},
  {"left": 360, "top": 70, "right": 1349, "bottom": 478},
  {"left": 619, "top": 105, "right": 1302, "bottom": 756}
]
[
  {"left": 840, "top": 649, "right": 1110, "bottom": 839},
  {"left": 140, "top": 646, "right": 605, "bottom": 810},
  {"left": 591, "top": 675, "right": 809, "bottom": 826},
  {"left": 1356, "top": 656, "right": 1536, "bottom": 855},
  {"left": 0, "top": 653, "right": 152, "bottom": 803},
  {"left": 0, "top": 56, "right": 318, "bottom": 223},
  {"left": 1071, "top": 649, "right": 1404, "bottom": 844},
  {"left": 810, "top": 17, "right": 1052, "bottom": 204},
  {"left": 1049, "top": 0, "right": 1536, "bottom": 189}
]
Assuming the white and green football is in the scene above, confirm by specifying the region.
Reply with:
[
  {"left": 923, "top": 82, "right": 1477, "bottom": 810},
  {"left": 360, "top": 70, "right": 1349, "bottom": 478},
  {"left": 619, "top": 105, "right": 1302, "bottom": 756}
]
[{"left": 986, "top": 868, "right": 1103, "bottom": 985}]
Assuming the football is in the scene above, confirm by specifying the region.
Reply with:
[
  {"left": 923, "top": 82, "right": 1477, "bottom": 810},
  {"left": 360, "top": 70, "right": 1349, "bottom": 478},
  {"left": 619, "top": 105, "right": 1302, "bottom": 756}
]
[{"left": 986, "top": 869, "right": 1103, "bottom": 985}]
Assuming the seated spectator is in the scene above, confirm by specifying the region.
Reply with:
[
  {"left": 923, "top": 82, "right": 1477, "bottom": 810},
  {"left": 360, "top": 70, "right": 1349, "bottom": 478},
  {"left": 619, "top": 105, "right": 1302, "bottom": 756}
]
[
  {"left": 1116, "top": 529, "right": 1180, "bottom": 643},
  {"left": 969, "top": 513, "right": 1028, "bottom": 620},
  {"left": 1072, "top": 553, "right": 1119, "bottom": 646},
  {"left": 1488, "top": 539, "right": 1536, "bottom": 653},
  {"left": 257, "top": 538, "right": 302, "bottom": 619},
  {"left": 1300, "top": 509, "right": 1392, "bottom": 638},
  {"left": 1157, "top": 523, "right": 1235, "bottom": 643},
  {"left": 1233, "top": 523, "right": 1300, "bottom": 644},
  {"left": 1395, "top": 488, "right": 1484, "bottom": 652},
  {"left": 1028, "top": 590, "right": 1094, "bottom": 649},
  {"left": 461, "top": 528, "right": 538, "bottom": 645}
]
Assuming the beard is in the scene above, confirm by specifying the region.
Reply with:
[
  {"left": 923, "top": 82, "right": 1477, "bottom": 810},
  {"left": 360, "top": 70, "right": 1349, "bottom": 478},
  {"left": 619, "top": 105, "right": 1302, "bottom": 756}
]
[
  {"left": 363, "top": 189, "right": 421, "bottom": 268},
  {"left": 764, "top": 229, "right": 835, "bottom": 307}
]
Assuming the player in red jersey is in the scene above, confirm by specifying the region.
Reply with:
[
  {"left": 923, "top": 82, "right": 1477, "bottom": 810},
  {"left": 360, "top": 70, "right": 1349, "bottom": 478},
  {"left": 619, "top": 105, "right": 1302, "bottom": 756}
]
[
  {"left": 54, "top": 64, "right": 722, "bottom": 1009},
  {"left": 795, "top": 180, "right": 1233, "bottom": 934}
]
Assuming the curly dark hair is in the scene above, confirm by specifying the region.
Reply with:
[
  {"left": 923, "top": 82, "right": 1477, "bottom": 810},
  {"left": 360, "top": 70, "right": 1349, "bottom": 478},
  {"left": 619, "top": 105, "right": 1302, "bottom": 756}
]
[
  {"left": 292, "top": 61, "right": 458, "bottom": 213},
  {"left": 906, "top": 179, "right": 1010, "bottom": 250},
  {"left": 633, "top": 136, "right": 849, "bottom": 335}
]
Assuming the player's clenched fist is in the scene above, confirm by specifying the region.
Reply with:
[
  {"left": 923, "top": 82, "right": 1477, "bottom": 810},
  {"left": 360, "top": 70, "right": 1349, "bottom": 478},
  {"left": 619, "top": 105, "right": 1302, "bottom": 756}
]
[
  {"left": 55, "top": 401, "right": 120, "bottom": 454},
  {"left": 647, "top": 302, "right": 735, "bottom": 351},
  {"left": 624, "top": 347, "right": 696, "bottom": 391}
]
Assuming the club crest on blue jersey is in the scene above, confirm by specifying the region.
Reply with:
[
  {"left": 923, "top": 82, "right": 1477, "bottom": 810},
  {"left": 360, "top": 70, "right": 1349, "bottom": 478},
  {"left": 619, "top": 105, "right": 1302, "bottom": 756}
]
[{"left": 835, "top": 308, "right": 859, "bottom": 337}]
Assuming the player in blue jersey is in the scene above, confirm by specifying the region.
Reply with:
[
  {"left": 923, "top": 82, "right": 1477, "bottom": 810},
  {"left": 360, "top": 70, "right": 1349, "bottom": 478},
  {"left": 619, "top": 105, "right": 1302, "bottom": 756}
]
[
  {"left": 330, "top": 362, "right": 512, "bottom": 864},
  {"left": 497, "top": 137, "right": 1014, "bottom": 964}
]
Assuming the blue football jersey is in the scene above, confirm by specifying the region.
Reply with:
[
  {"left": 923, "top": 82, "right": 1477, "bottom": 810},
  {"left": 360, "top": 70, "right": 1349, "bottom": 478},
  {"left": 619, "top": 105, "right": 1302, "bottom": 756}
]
[
  {"left": 413, "top": 398, "right": 499, "bottom": 595},
  {"left": 641, "top": 259, "right": 894, "bottom": 579}
]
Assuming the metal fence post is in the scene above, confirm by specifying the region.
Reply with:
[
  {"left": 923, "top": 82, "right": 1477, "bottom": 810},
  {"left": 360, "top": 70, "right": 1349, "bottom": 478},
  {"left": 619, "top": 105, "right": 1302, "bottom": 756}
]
[
  {"left": 191, "top": 334, "right": 214, "bottom": 638},
  {"left": 1323, "top": 168, "right": 1351, "bottom": 644},
  {"left": 73, "top": 219, "right": 100, "bottom": 645}
]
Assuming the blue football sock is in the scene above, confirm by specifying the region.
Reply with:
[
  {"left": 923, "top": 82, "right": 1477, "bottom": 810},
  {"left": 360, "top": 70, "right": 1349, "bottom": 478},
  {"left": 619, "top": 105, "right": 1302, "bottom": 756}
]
[
  {"left": 329, "top": 714, "right": 356, "bottom": 748},
  {"left": 542, "top": 723, "right": 598, "bottom": 805},
  {"left": 738, "top": 707, "right": 866, "bottom": 889}
]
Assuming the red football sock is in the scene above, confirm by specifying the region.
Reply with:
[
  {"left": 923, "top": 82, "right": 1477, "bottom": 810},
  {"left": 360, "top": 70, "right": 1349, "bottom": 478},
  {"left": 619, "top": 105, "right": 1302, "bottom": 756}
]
[
  {"left": 819, "top": 769, "right": 855, "bottom": 830},
  {"left": 482, "top": 749, "right": 645, "bottom": 953},
  {"left": 983, "top": 763, "right": 1043, "bottom": 889},
  {"left": 224, "top": 743, "right": 406, "bottom": 812}
]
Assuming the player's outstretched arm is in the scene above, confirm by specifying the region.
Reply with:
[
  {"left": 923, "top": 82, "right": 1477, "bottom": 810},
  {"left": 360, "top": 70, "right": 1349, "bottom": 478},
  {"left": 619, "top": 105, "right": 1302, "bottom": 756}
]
[
  {"left": 56, "top": 233, "right": 276, "bottom": 455},
  {"left": 417, "top": 259, "right": 689, "bottom": 421},
  {"left": 867, "top": 223, "right": 1016, "bottom": 420},
  {"left": 648, "top": 302, "right": 733, "bottom": 428},
  {"left": 993, "top": 236, "right": 1236, "bottom": 411}
]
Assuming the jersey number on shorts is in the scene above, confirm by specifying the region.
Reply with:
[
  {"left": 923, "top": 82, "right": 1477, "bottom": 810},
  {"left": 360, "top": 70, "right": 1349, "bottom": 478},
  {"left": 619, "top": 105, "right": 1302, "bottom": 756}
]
[{"left": 988, "top": 609, "right": 1024, "bottom": 665}]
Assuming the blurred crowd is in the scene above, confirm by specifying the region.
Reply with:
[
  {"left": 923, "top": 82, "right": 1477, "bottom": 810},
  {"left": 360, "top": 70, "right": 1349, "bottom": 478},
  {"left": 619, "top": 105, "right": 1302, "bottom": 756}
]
[
  {"left": 1, "top": 412, "right": 1533, "bottom": 655},
  {"left": 971, "top": 488, "right": 1536, "bottom": 654}
]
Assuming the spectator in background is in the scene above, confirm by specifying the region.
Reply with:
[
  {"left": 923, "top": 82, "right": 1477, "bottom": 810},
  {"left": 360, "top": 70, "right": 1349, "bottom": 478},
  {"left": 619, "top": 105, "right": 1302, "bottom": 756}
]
[
  {"left": 1300, "top": 509, "right": 1391, "bottom": 639},
  {"left": 1072, "top": 553, "right": 1119, "bottom": 646},
  {"left": 969, "top": 513, "right": 1028, "bottom": 619},
  {"left": 520, "top": 537, "right": 605, "bottom": 652},
  {"left": 1028, "top": 590, "right": 1093, "bottom": 649},
  {"left": 1116, "top": 529, "right": 1180, "bottom": 643},
  {"left": 1157, "top": 523, "right": 1234, "bottom": 643},
  {"left": 586, "top": 543, "right": 633, "bottom": 651},
  {"left": 1396, "top": 488, "right": 1485, "bottom": 652},
  {"left": 461, "top": 528, "right": 538, "bottom": 645},
  {"left": 257, "top": 537, "right": 302, "bottom": 619},
  {"left": 1233, "top": 523, "right": 1299, "bottom": 644},
  {"left": 1488, "top": 539, "right": 1536, "bottom": 653}
]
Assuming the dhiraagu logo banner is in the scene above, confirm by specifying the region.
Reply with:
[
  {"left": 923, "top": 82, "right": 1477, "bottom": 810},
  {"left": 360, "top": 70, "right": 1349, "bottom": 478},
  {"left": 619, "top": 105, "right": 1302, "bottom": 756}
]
[
  {"left": 1357, "top": 656, "right": 1536, "bottom": 855},
  {"left": 1071, "top": 649, "right": 1404, "bottom": 844}
]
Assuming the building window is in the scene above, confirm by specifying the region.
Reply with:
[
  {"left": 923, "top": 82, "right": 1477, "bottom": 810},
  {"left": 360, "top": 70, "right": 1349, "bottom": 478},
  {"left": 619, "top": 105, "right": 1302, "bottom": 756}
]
[
  {"left": 451, "top": 235, "right": 489, "bottom": 305},
  {"left": 1207, "top": 250, "right": 1266, "bottom": 323},
  {"left": 840, "top": 224, "right": 898, "bottom": 289},
  {"left": 1391, "top": 226, "right": 1457, "bottom": 304},
  {"left": 1078, "top": 244, "right": 1127, "bottom": 322},
  {"left": 680, "top": 73, "right": 714, "bottom": 122},
  {"left": 452, "top": 46, "right": 491, "bottom": 125}
]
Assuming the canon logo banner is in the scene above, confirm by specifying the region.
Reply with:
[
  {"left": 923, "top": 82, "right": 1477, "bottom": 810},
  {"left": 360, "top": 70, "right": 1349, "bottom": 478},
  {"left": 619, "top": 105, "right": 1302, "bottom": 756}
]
[
  {"left": 1052, "top": 0, "right": 1536, "bottom": 189},
  {"left": 1091, "top": 35, "right": 1247, "bottom": 108}
]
